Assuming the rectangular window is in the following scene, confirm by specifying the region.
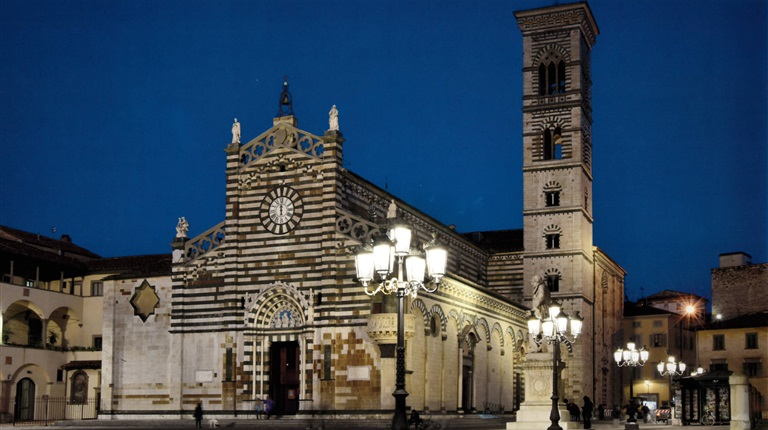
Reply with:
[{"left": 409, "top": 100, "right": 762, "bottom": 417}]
[
  {"left": 546, "top": 234, "right": 560, "bottom": 249},
  {"left": 632, "top": 321, "right": 642, "bottom": 328},
  {"left": 710, "top": 362, "right": 728, "bottom": 372},
  {"left": 653, "top": 320, "right": 663, "bottom": 327},
  {"left": 713, "top": 334, "right": 725, "bottom": 351},
  {"left": 545, "top": 191, "right": 560, "bottom": 207},
  {"left": 91, "top": 281, "right": 104, "bottom": 297},
  {"left": 651, "top": 333, "right": 666, "bottom": 348},
  {"left": 56, "top": 369, "right": 63, "bottom": 382},
  {"left": 25, "top": 279, "right": 35, "bottom": 288},
  {"left": 743, "top": 362, "right": 761, "bottom": 377},
  {"left": 93, "top": 336, "right": 103, "bottom": 351},
  {"left": 546, "top": 275, "right": 559, "bottom": 292},
  {"left": 323, "top": 345, "right": 332, "bottom": 380},
  {"left": 225, "top": 348, "right": 233, "bottom": 382},
  {"left": 746, "top": 332, "right": 758, "bottom": 349}
]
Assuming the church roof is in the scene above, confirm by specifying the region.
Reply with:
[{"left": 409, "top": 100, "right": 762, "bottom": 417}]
[
  {"left": 639, "top": 289, "right": 707, "bottom": 303},
  {"left": 623, "top": 301, "right": 678, "bottom": 318},
  {"left": 0, "top": 225, "right": 101, "bottom": 261},
  {"left": 461, "top": 229, "right": 524, "bottom": 253},
  {"left": 61, "top": 360, "right": 101, "bottom": 370},
  {"left": 87, "top": 254, "right": 172, "bottom": 279},
  {"left": 699, "top": 311, "right": 768, "bottom": 330}
]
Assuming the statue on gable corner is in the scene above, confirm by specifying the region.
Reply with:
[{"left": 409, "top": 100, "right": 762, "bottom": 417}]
[
  {"left": 231, "top": 118, "right": 241, "bottom": 144},
  {"left": 176, "top": 217, "right": 189, "bottom": 239},
  {"left": 329, "top": 105, "right": 339, "bottom": 131}
]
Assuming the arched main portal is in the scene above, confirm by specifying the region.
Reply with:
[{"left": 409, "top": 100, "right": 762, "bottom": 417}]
[{"left": 246, "top": 282, "right": 313, "bottom": 416}]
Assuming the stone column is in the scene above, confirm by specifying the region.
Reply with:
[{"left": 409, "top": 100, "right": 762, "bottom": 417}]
[
  {"left": 729, "top": 373, "right": 750, "bottom": 430},
  {"left": 0, "top": 379, "right": 12, "bottom": 419},
  {"left": 457, "top": 337, "right": 463, "bottom": 412}
]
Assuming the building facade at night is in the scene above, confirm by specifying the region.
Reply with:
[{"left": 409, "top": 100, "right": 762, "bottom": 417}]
[{"left": 2, "top": 2, "right": 628, "bottom": 421}]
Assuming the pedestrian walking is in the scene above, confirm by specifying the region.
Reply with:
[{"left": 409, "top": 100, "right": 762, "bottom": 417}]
[
  {"left": 193, "top": 403, "right": 203, "bottom": 428},
  {"left": 582, "top": 396, "right": 593, "bottom": 429},
  {"left": 264, "top": 395, "right": 275, "bottom": 420}
]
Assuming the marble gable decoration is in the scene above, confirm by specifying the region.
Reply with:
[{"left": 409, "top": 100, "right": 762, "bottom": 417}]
[{"left": 130, "top": 280, "right": 160, "bottom": 322}]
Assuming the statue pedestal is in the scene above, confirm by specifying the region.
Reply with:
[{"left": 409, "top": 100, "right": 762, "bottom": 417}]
[{"left": 507, "top": 352, "right": 582, "bottom": 430}]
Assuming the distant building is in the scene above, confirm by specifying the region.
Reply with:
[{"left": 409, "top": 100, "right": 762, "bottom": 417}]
[
  {"left": 638, "top": 289, "right": 708, "bottom": 320},
  {"left": 0, "top": 226, "right": 170, "bottom": 422},
  {"left": 711, "top": 252, "right": 768, "bottom": 321},
  {"left": 619, "top": 300, "right": 696, "bottom": 407},
  {"left": 699, "top": 252, "right": 768, "bottom": 418}
]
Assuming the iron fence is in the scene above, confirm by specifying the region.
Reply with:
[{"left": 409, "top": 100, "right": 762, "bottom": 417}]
[{"left": 2, "top": 396, "right": 97, "bottom": 426}]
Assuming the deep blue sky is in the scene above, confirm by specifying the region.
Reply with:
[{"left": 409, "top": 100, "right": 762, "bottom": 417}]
[{"left": 1, "top": 0, "right": 765, "bottom": 302}]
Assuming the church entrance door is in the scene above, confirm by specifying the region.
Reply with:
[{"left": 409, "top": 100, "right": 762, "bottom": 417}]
[{"left": 269, "top": 341, "right": 300, "bottom": 415}]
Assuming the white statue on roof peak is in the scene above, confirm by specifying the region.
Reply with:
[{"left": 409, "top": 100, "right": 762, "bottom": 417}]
[
  {"left": 329, "top": 105, "right": 339, "bottom": 131},
  {"left": 231, "top": 118, "right": 241, "bottom": 144},
  {"left": 176, "top": 217, "right": 189, "bottom": 238}
]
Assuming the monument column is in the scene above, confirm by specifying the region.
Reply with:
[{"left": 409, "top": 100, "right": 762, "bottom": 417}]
[{"left": 507, "top": 352, "right": 581, "bottom": 430}]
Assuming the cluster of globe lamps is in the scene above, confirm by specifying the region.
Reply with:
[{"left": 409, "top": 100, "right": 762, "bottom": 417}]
[{"left": 353, "top": 220, "right": 448, "bottom": 430}]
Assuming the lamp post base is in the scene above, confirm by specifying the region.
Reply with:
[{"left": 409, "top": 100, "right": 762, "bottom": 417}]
[
  {"left": 507, "top": 405, "right": 582, "bottom": 430},
  {"left": 391, "top": 389, "right": 408, "bottom": 430}
]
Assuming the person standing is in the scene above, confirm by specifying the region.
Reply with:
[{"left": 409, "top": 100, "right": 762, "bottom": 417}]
[
  {"left": 193, "top": 403, "right": 203, "bottom": 428},
  {"left": 582, "top": 396, "right": 594, "bottom": 429},
  {"left": 264, "top": 395, "right": 275, "bottom": 420}
]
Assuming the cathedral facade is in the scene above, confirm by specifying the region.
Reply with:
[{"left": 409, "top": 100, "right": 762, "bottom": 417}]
[{"left": 98, "top": 2, "right": 625, "bottom": 419}]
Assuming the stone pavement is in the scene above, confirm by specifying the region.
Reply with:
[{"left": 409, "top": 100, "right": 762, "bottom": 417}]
[
  {"left": 3, "top": 414, "right": 509, "bottom": 430},
  {"left": 2, "top": 415, "right": 754, "bottom": 430}
]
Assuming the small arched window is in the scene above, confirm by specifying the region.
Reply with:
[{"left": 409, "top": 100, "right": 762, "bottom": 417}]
[
  {"left": 542, "top": 127, "right": 563, "bottom": 161},
  {"left": 544, "top": 181, "right": 562, "bottom": 207},
  {"left": 543, "top": 225, "right": 562, "bottom": 250},
  {"left": 544, "top": 269, "right": 561, "bottom": 293}
]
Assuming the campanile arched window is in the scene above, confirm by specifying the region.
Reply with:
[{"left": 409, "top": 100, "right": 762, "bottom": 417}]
[
  {"left": 543, "top": 224, "right": 562, "bottom": 250},
  {"left": 538, "top": 59, "right": 566, "bottom": 95},
  {"left": 542, "top": 126, "right": 564, "bottom": 160},
  {"left": 544, "top": 269, "right": 561, "bottom": 293}
]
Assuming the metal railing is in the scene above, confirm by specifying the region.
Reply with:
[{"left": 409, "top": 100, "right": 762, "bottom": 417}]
[{"left": 2, "top": 396, "right": 97, "bottom": 426}]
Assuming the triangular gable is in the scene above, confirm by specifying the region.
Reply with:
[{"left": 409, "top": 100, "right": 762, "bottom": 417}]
[{"left": 240, "top": 121, "right": 324, "bottom": 167}]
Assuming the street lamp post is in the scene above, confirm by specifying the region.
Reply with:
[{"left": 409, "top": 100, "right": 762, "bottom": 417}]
[
  {"left": 658, "top": 354, "right": 687, "bottom": 422},
  {"left": 354, "top": 221, "right": 448, "bottom": 430},
  {"left": 527, "top": 301, "right": 583, "bottom": 430},
  {"left": 657, "top": 355, "right": 686, "bottom": 377},
  {"left": 614, "top": 342, "right": 649, "bottom": 401}
]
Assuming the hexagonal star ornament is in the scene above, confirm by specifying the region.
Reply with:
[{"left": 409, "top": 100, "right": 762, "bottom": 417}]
[{"left": 130, "top": 280, "right": 160, "bottom": 322}]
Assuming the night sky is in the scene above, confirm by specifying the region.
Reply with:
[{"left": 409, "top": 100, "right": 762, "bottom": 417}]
[{"left": 1, "top": 0, "right": 765, "bottom": 303}]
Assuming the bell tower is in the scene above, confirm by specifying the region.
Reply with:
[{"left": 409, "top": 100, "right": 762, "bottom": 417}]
[{"left": 515, "top": 3, "right": 599, "bottom": 399}]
